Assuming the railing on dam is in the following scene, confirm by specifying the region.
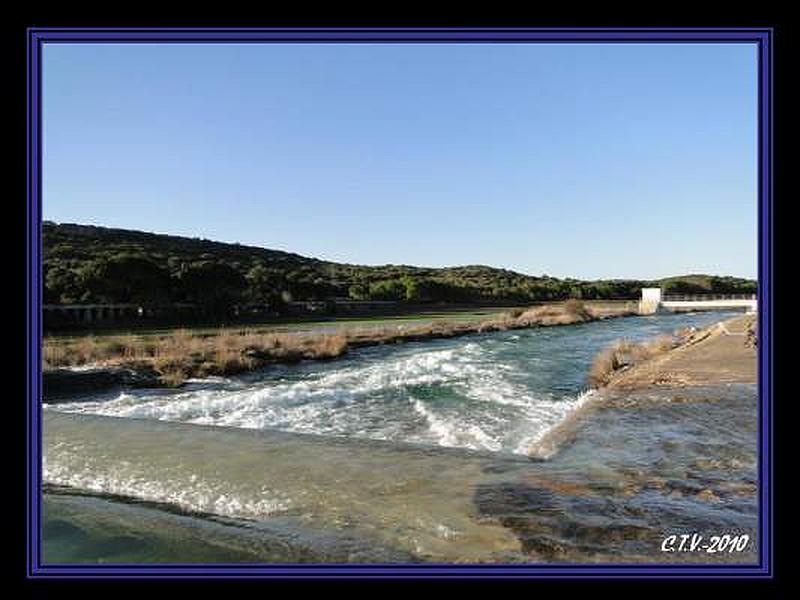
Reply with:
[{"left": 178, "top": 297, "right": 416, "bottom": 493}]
[
  {"left": 639, "top": 289, "right": 757, "bottom": 315},
  {"left": 662, "top": 294, "right": 757, "bottom": 302}
]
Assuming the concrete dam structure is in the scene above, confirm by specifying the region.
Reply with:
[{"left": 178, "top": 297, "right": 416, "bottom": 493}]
[{"left": 638, "top": 288, "right": 757, "bottom": 315}]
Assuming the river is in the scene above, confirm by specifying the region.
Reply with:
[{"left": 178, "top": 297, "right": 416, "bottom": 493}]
[{"left": 42, "top": 311, "right": 758, "bottom": 563}]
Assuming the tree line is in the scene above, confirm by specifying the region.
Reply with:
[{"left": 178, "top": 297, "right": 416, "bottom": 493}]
[{"left": 43, "top": 222, "right": 758, "bottom": 316}]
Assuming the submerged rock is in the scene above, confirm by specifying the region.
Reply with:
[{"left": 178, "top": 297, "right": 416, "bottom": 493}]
[
  {"left": 695, "top": 489, "right": 721, "bottom": 502},
  {"left": 43, "top": 366, "right": 164, "bottom": 402}
]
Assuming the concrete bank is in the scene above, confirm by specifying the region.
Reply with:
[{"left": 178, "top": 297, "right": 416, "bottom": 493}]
[{"left": 607, "top": 314, "right": 757, "bottom": 390}]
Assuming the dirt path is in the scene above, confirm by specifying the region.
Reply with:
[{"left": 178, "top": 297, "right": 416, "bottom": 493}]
[{"left": 607, "top": 314, "right": 758, "bottom": 389}]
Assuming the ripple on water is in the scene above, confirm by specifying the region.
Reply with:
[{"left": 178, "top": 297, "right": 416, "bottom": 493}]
[{"left": 47, "top": 311, "right": 747, "bottom": 458}]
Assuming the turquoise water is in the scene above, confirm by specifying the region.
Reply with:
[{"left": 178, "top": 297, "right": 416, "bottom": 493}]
[
  {"left": 48, "top": 312, "right": 734, "bottom": 454},
  {"left": 42, "top": 311, "right": 758, "bottom": 563}
]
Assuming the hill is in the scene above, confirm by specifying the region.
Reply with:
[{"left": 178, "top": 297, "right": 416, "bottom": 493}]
[{"left": 43, "top": 222, "right": 757, "bottom": 314}]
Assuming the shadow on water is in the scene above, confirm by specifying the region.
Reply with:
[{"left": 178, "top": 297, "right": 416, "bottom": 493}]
[
  {"left": 43, "top": 490, "right": 419, "bottom": 564},
  {"left": 471, "top": 384, "right": 759, "bottom": 563}
]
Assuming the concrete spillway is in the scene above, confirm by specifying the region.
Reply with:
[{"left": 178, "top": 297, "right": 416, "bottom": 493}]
[{"left": 638, "top": 288, "right": 757, "bottom": 315}]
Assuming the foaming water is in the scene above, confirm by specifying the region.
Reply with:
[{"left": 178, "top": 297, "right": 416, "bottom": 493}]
[
  {"left": 43, "top": 383, "right": 758, "bottom": 563},
  {"left": 43, "top": 411, "right": 525, "bottom": 562},
  {"left": 47, "top": 311, "right": 737, "bottom": 456}
]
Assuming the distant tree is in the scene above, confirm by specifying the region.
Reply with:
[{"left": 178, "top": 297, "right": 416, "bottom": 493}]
[
  {"left": 246, "top": 263, "right": 286, "bottom": 306},
  {"left": 401, "top": 276, "right": 420, "bottom": 301},
  {"left": 178, "top": 261, "right": 247, "bottom": 315},
  {"left": 44, "top": 264, "right": 82, "bottom": 304},
  {"left": 348, "top": 283, "right": 369, "bottom": 300},
  {"left": 706, "top": 276, "right": 757, "bottom": 295},
  {"left": 368, "top": 279, "right": 407, "bottom": 301},
  {"left": 76, "top": 254, "right": 172, "bottom": 304},
  {"left": 662, "top": 280, "right": 706, "bottom": 295}
]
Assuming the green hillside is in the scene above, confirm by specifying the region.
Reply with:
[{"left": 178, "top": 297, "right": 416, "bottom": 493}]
[{"left": 43, "top": 222, "right": 757, "bottom": 314}]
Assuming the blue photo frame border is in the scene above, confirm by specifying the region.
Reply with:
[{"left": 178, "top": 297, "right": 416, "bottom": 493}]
[{"left": 26, "top": 26, "right": 773, "bottom": 579}]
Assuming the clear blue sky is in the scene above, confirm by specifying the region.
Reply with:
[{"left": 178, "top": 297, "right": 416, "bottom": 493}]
[{"left": 42, "top": 42, "right": 758, "bottom": 280}]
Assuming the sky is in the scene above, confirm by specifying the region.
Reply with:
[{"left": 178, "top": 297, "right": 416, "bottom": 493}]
[{"left": 42, "top": 42, "right": 758, "bottom": 280}]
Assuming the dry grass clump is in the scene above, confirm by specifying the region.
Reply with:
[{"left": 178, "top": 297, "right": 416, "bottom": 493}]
[
  {"left": 476, "top": 314, "right": 514, "bottom": 333},
  {"left": 43, "top": 335, "right": 107, "bottom": 367},
  {"left": 151, "top": 356, "right": 193, "bottom": 387},
  {"left": 625, "top": 336, "right": 675, "bottom": 367},
  {"left": 154, "top": 330, "right": 351, "bottom": 384},
  {"left": 745, "top": 319, "right": 757, "bottom": 349},
  {"left": 514, "top": 300, "right": 595, "bottom": 327},
  {"left": 304, "top": 333, "right": 348, "bottom": 359},
  {"left": 590, "top": 301, "right": 639, "bottom": 318},
  {"left": 42, "top": 327, "right": 351, "bottom": 387},
  {"left": 563, "top": 299, "right": 594, "bottom": 320},
  {"left": 587, "top": 335, "right": 676, "bottom": 388},
  {"left": 437, "top": 319, "right": 460, "bottom": 331},
  {"left": 43, "top": 339, "right": 68, "bottom": 369},
  {"left": 588, "top": 345, "right": 627, "bottom": 388},
  {"left": 43, "top": 332, "right": 164, "bottom": 368},
  {"left": 157, "top": 329, "right": 202, "bottom": 359},
  {"left": 74, "top": 335, "right": 102, "bottom": 363}
]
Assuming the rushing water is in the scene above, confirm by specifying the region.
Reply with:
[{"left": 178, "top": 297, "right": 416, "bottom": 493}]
[
  {"left": 48, "top": 312, "right": 734, "bottom": 455},
  {"left": 42, "top": 311, "right": 759, "bottom": 564}
]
